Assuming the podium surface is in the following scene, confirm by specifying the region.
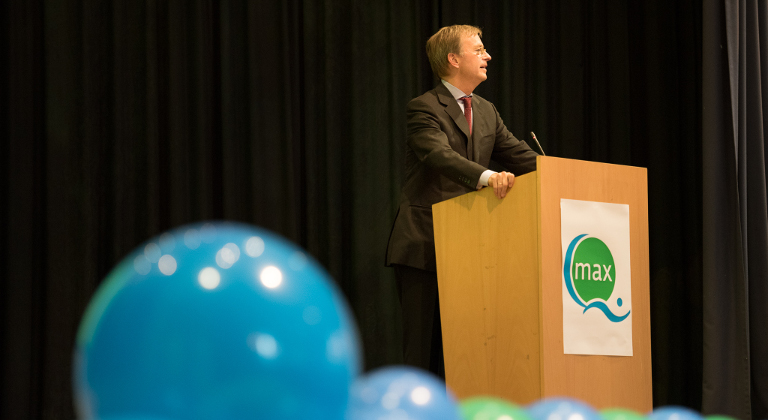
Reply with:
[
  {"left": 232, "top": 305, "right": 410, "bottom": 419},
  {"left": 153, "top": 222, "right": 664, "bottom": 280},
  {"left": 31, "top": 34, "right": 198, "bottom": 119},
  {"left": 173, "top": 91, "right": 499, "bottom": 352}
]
[{"left": 432, "top": 156, "right": 651, "bottom": 410}]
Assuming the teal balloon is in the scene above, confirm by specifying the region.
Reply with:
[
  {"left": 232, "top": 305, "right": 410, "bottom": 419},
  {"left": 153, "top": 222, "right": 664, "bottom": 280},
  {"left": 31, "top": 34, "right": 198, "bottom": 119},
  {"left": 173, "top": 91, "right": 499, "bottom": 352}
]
[
  {"left": 649, "top": 406, "right": 703, "bottom": 420},
  {"left": 98, "top": 417, "right": 171, "bottom": 420},
  {"left": 602, "top": 408, "right": 647, "bottom": 420},
  {"left": 73, "top": 222, "right": 361, "bottom": 420},
  {"left": 346, "top": 366, "right": 461, "bottom": 420},
  {"left": 460, "top": 396, "right": 533, "bottom": 420},
  {"left": 527, "top": 397, "right": 601, "bottom": 420}
]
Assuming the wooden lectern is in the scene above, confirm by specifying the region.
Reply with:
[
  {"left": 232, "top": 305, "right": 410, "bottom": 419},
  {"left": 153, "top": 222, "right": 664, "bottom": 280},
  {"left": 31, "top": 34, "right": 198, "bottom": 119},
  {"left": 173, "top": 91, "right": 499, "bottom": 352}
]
[{"left": 432, "top": 156, "right": 652, "bottom": 411}]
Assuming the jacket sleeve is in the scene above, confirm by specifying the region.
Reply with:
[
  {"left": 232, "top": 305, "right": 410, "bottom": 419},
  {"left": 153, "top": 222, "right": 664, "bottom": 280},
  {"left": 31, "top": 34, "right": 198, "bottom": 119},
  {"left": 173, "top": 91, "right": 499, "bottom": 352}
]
[
  {"left": 406, "top": 97, "right": 488, "bottom": 189},
  {"left": 487, "top": 102, "right": 539, "bottom": 175}
]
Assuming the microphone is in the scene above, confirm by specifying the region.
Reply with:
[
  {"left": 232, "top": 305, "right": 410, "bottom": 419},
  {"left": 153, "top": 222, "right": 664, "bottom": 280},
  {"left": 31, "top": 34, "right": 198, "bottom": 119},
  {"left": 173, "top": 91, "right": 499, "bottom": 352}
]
[{"left": 530, "top": 132, "right": 546, "bottom": 156}]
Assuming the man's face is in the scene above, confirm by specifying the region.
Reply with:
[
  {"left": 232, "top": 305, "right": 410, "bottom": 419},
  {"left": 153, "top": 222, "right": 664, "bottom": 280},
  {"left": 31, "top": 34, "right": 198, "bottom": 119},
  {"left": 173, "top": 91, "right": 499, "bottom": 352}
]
[{"left": 455, "top": 34, "right": 491, "bottom": 85}]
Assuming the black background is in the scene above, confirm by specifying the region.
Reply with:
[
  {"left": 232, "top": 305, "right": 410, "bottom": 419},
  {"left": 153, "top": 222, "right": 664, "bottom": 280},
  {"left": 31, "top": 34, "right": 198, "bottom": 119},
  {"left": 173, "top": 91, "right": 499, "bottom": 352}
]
[{"left": 3, "top": 0, "right": 765, "bottom": 419}]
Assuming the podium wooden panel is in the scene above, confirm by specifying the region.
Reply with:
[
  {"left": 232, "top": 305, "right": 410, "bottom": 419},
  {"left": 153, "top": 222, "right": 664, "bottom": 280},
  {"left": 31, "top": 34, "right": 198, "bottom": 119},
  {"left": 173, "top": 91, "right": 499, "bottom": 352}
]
[{"left": 432, "top": 156, "right": 651, "bottom": 411}]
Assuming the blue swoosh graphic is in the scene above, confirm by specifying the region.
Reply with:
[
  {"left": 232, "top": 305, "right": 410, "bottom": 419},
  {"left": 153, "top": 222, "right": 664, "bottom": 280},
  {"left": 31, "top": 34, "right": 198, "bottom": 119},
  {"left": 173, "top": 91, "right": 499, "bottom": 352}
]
[
  {"left": 563, "top": 234, "right": 630, "bottom": 323},
  {"left": 582, "top": 300, "right": 630, "bottom": 322},
  {"left": 563, "top": 234, "right": 588, "bottom": 307}
]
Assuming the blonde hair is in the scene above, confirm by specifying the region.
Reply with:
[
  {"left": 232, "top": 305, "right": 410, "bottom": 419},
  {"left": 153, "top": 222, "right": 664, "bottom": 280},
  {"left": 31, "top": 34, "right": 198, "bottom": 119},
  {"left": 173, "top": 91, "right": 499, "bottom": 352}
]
[{"left": 426, "top": 25, "right": 483, "bottom": 78}]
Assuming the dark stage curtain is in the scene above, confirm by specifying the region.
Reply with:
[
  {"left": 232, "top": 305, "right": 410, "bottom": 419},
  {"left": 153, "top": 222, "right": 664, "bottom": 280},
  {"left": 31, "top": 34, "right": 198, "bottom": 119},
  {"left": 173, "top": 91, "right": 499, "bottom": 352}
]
[
  {"left": 702, "top": 0, "right": 768, "bottom": 419},
  {"left": 2, "top": 0, "right": 763, "bottom": 419}
]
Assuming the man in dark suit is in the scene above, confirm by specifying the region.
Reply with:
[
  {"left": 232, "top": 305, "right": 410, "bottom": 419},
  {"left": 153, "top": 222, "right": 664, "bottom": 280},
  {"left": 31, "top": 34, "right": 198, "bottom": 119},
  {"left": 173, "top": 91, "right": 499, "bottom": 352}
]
[{"left": 385, "top": 25, "right": 539, "bottom": 378}]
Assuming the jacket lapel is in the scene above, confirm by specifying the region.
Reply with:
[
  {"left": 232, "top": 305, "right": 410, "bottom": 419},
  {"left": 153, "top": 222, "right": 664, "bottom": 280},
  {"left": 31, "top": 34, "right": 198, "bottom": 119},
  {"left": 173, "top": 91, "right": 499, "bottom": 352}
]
[
  {"left": 471, "top": 97, "right": 487, "bottom": 163},
  {"left": 436, "top": 85, "right": 472, "bottom": 144}
]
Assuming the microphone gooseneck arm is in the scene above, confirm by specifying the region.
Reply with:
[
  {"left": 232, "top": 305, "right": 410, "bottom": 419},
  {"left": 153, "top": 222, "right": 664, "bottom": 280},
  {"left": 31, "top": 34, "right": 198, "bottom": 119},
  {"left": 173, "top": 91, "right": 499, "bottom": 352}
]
[{"left": 530, "top": 132, "right": 546, "bottom": 156}]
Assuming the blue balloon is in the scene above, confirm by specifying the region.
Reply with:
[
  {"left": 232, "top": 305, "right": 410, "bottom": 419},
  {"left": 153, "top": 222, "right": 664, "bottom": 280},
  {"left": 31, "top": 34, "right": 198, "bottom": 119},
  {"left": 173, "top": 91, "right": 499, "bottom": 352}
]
[
  {"left": 649, "top": 406, "right": 703, "bottom": 420},
  {"left": 73, "top": 222, "right": 361, "bottom": 420},
  {"left": 345, "top": 366, "right": 461, "bottom": 420},
  {"left": 527, "top": 397, "right": 601, "bottom": 420}
]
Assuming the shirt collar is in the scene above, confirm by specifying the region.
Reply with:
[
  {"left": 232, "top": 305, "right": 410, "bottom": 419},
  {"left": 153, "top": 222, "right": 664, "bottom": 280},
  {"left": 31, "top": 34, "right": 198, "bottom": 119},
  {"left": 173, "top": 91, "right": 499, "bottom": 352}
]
[{"left": 441, "top": 80, "right": 473, "bottom": 100}]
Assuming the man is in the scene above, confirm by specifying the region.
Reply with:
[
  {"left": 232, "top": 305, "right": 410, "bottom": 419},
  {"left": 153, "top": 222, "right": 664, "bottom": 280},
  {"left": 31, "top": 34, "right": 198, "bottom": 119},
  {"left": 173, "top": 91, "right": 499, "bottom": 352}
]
[{"left": 385, "top": 25, "right": 539, "bottom": 377}]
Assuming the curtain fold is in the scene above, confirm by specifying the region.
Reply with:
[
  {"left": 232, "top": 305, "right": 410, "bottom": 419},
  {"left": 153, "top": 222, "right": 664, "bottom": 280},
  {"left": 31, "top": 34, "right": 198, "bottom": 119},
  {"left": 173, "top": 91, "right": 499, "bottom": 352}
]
[{"left": 702, "top": 0, "right": 768, "bottom": 418}]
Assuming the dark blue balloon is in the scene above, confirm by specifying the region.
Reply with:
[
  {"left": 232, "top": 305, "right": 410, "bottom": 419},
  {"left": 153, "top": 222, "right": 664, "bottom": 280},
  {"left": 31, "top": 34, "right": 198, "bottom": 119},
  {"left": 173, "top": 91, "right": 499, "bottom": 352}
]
[
  {"left": 73, "top": 222, "right": 361, "bottom": 420},
  {"left": 345, "top": 366, "right": 461, "bottom": 420},
  {"left": 649, "top": 406, "right": 703, "bottom": 420},
  {"left": 527, "top": 397, "right": 601, "bottom": 420}
]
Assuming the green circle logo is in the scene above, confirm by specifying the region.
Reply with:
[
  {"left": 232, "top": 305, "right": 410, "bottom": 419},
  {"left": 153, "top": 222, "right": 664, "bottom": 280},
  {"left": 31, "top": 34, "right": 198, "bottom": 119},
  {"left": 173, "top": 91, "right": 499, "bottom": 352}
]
[{"left": 571, "top": 237, "right": 615, "bottom": 303}]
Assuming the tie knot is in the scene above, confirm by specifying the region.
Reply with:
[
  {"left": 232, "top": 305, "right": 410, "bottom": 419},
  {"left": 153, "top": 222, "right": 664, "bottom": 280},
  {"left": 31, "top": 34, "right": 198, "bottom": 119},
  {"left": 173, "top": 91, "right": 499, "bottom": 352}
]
[{"left": 461, "top": 96, "right": 472, "bottom": 110}]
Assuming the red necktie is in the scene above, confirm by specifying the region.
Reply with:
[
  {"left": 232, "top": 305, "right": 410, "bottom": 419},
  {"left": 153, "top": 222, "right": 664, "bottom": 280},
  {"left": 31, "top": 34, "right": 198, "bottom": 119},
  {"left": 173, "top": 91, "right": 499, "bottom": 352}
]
[{"left": 460, "top": 96, "right": 472, "bottom": 135}]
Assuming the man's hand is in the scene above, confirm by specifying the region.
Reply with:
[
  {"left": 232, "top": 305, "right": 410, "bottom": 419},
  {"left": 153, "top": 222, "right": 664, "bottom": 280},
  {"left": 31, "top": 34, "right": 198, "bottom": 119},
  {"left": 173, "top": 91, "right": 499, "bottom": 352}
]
[{"left": 487, "top": 171, "right": 515, "bottom": 199}]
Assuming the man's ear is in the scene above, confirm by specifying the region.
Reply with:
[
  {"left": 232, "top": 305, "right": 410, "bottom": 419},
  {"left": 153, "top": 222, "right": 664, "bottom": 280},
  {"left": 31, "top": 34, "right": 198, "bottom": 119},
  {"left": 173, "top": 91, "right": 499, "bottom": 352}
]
[{"left": 447, "top": 53, "right": 460, "bottom": 69}]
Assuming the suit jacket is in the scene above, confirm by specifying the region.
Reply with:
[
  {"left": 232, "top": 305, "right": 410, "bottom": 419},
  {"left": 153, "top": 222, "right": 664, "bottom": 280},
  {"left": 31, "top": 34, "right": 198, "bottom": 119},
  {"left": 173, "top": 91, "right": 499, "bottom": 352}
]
[{"left": 385, "top": 83, "right": 539, "bottom": 272}]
